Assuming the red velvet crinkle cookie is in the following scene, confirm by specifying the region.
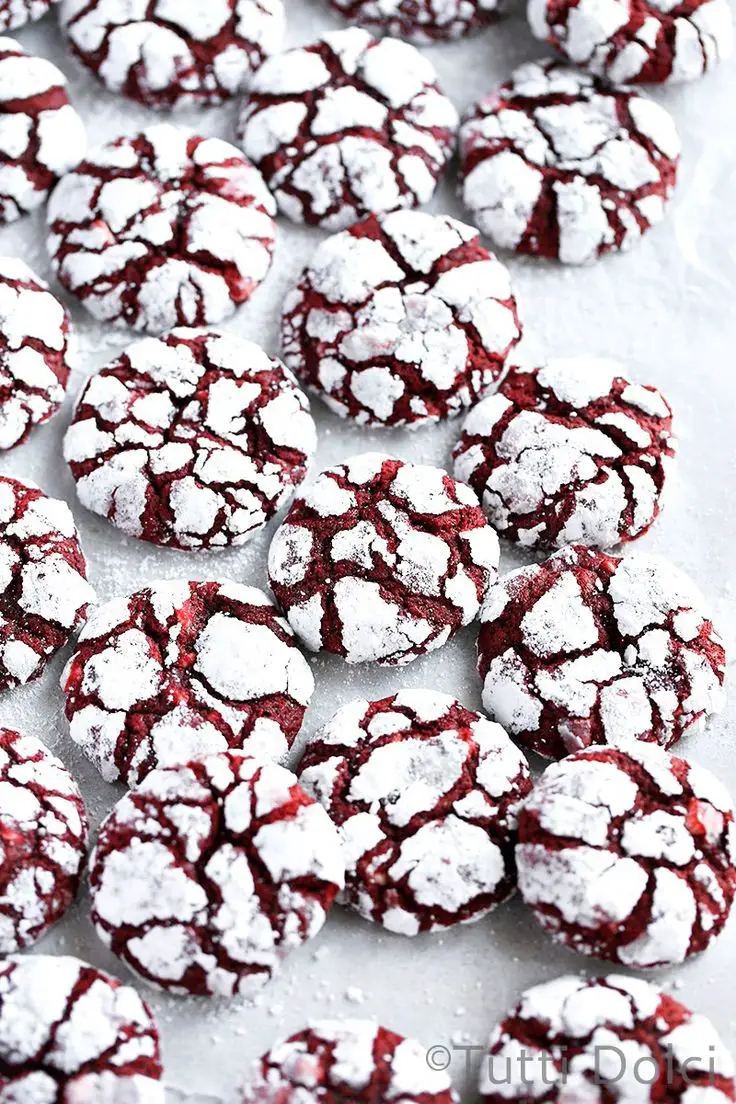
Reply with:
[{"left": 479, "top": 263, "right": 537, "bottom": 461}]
[
  {"left": 1, "top": 0, "right": 57, "bottom": 31},
  {"left": 0, "top": 37, "right": 86, "bottom": 226},
  {"left": 64, "top": 329, "right": 316, "bottom": 551},
  {"left": 269, "top": 453, "right": 499, "bottom": 667},
  {"left": 281, "top": 210, "right": 522, "bottom": 429},
  {"left": 0, "top": 257, "right": 74, "bottom": 451},
  {"left": 0, "top": 953, "right": 164, "bottom": 1102},
  {"left": 516, "top": 744, "right": 736, "bottom": 968},
  {"left": 89, "top": 752, "right": 345, "bottom": 997},
  {"left": 238, "top": 28, "right": 459, "bottom": 230},
  {"left": 61, "top": 579, "right": 315, "bottom": 787},
  {"left": 0, "top": 475, "right": 95, "bottom": 694},
  {"left": 528, "top": 0, "right": 733, "bottom": 84},
  {"left": 477, "top": 545, "right": 725, "bottom": 761},
  {"left": 459, "top": 60, "right": 680, "bottom": 264},
  {"left": 327, "top": 0, "right": 501, "bottom": 41},
  {"left": 480, "top": 974, "right": 736, "bottom": 1104},
  {"left": 238, "top": 1019, "right": 459, "bottom": 1104},
  {"left": 299, "top": 689, "right": 532, "bottom": 936},
  {"left": 453, "top": 357, "right": 675, "bottom": 550},
  {"left": 46, "top": 124, "right": 277, "bottom": 334},
  {"left": 60, "top": 0, "right": 285, "bottom": 110},
  {"left": 0, "top": 727, "right": 88, "bottom": 953}
]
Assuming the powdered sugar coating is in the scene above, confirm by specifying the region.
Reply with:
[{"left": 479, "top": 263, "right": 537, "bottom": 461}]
[
  {"left": 269, "top": 453, "right": 499, "bottom": 667},
  {"left": 281, "top": 210, "right": 522, "bottom": 429},
  {"left": 0, "top": 727, "right": 88, "bottom": 953},
  {"left": 0, "top": 0, "right": 56, "bottom": 30},
  {"left": 89, "top": 752, "right": 345, "bottom": 997},
  {"left": 0, "top": 475, "right": 96, "bottom": 695},
  {"left": 516, "top": 744, "right": 736, "bottom": 968},
  {"left": 299, "top": 689, "right": 532, "bottom": 936},
  {"left": 64, "top": 328, "right": 316, "bottom": 551},
  {"left": 0, "top": 37, "right": 86, "bottom": 226},
  {"left": 0, "top": 954, "right": 163, "bottom": 1102},
  {"left": 61, "top": 579, "right": 315, "bottom": 787},
  {"left": 459, "top": 60, "right": 680, "bottom": 264},
  {"left": 480, "top": 973, "right": 736, "bottom": 1103},
  {"left": 238, "top": 27, "right": 459, "bottom": 230},
  {"left": 328, "top": 0, "right": 501, "bottom": 41},
  {"left": 528, "top": 0, "right": 733, "bottom": 84},
  {"left": 47, "top": 123, "right": 277, "bottom": 333},
  {"left": 477, "top": 545, "right": 725, "bottom": 760},
  {"left": 453, "top": 357, "right": 675, "bottom": 549},
  {"left": 60, "top": 0, "right": 285, "bottom": 110}
]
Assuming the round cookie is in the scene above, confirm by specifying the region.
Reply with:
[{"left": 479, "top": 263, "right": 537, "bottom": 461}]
[
  {"left": 88, "top": 752, "right": 345, "bottom": 997},
  {"left": 480, "top": 974, "right": 736, "bottom": 1104},
  {"left": 268, "top": 453, "right": 499, "bottom": 667},
  {"left": 281, "top": 210, "right": 522, "bottom": 429},
  {"left": 298, "top": 689, "right": 532, "bottom": 936},
  {"left": 516, "top": 744, "right": 736, "bottom": 968},
  {"left": 238, "top": 27, "right": 459, "bottom": 230},
  {"left": 0, "top": 954, "right": 164, "bottom": 1102},
  {"left": 528, "top": 0, "right": 733, "bottom": 84},
  {"left": 62, "top": 579, "right": 315, "bottom": 787},
  {"left": 64, "top": 329, "right": 316, "bottom": 551},
  {"left": 0, "top": 257, "right": 74, "bottom": 452},
  {"left": 477, "top": 545, "right": 725, "bottom": 760},
  {"left": 453, "top": 357, "right": 675, "bottom": 550},
  {"left": 46, "top": 123, "right": 277, "bottom": 333},
  {"left": 0, "top": 37, "right": 86, "bottom": 226},
  {"left": 0, "top": 727, "right": 88, "bottom": 953},
  {"left": 327, "top": 0, "right": 502, "bottom": 41},
  {"left": 0, "top": 475, "right": 95, "bottom": 695},
  {"left": 60, "top": 0, "right": 285, "bottom": 110},
  {"left": 1, "top": 0, "right": 56, "bottom": 31},
  {"left": 459, "top": 60, "right": 680, "bottom": 264}
]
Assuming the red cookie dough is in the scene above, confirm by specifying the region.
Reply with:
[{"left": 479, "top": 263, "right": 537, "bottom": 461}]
[
  {"left": 516, "top": 744, "right": 736, "bottom": 968},
  {"left": 327, "top": 0, "right": 501, "bottom": 41},
  {"left": 0, "top": 727, "right": 88, "bottom": 953},
  {"left": 46, "top": 123, "right": 277, "bottom": 334},
  {"left": 1, "top": 0, "right": 56, "bottom": 30},
  {"left": 268, "top": 453, "right": 499, "bottom": 667},
  {"left": 89, "top": 752, "right": 345, "bottom": 997},
  {"left": 480, "top": 974, "right": 736, "bottom": 1103},
  {"left": 0, "top": 475, "right": 95, "bottom": 695},
  {"left": 62, "top": 579, "right": 315, "bottom": 787},
  {"left": 238, "top": 1020, "right": 459, "bottom": 1104},
  {"left": 459, "top": 60, "right": 680, "bottom": 264},
  {"left": 453, "top": 357, "right": 675, "bottom": 550},
  {"left": 60, "top": 0, "right": 285, "bottom": 110},
  {"left": 0, "top": 37, "right": 86, "bottom": 226},
  {"left": 299, "top": 689, "right": 532, "bottom": 935},
  {"left": 64, "top": 328, "right": 316, "bottom": 551},
  {"left": 281, "top": 210, "right": 522, "bottom": 429},
  {"left": 477, "top": 545, "right": 725, "bottom": 761},
  {"left": 528, "top": 0, "right": 733, "bottom": 84},
  {"left": 0, "top": 953, "right": 164, "bottom": 1102},
  {"left": 238, "top": 27, "right": 459, "bottom": 230}
]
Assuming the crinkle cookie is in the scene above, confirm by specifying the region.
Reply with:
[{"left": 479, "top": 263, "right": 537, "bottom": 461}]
[
  {"left": 1, "top": 0, "right": 57, "bottom": 31},
  {"left": 238, "top": 27, "right": 459, "bottom": 230},
  {"left": 0, "top": 727, "right": 88, "bottom": 953},
  {"left": 0, "top": 37, "right": 86, "bottom": 226},
  {"left": 516, "top": 744, "right": 736, "bottom": 969},
  {"left": 281, "top": 210, "right": 522, "bottom": 429},
  {"left": 328, "top": 0, "right": 502, "bottom": 41},
  {"left": 477, "top": 545, "right": 725, "bottom": 760},
  {"left": 88, "top": 752, "right": 345, "bottom": 997},
  {"left": 61, "top": 579, "right": 315, "bottom": 787},
  {"left": 268, "top": 453, "right": 500, "bottom": 666},
  {"left": 528, "top": 0, "right": 733, "bottom": 84},
  {"left": 46, "top": 124, "right": 277, "bottom": 333},
  {"left": 0, "top": 475, "right": 95, "bottom": 694},
  {"left": 480, "top": 974, "right": 736, "bottom": 1104},
  {"left": 299, "top": 689, "right": 532, "bottom": 935},
  {"left": 64, "top": 328, "right": 316, "bottom": 551},
  {"left": 0, "top": 953, "right": 164, "bottom": 1102},
  {"left": 453, "top": 357, "right": 675, "bottom": 550},
  {"left": 60, "top": 0, "right": 285, "bottom": 109},
  {"left": 459, "top": 60, "right": 680, "bottom": 264}
]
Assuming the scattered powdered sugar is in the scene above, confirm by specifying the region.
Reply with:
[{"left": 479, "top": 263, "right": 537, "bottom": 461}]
[
  {"left": 328, "top": 0, "right": 502, "bottom": 42},
  {"left": 0, "top": 0, "right": 57, "bottom": 31}
]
